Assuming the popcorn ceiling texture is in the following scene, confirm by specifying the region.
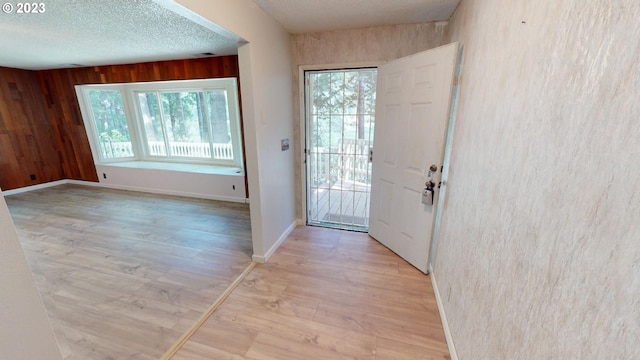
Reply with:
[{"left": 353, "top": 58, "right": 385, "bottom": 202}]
[
  {"left": 0, "top": 0, "right": 238, "bottom": 70},
  {"left": 435, "top": 0, "right": 640, "bottom": 358}
]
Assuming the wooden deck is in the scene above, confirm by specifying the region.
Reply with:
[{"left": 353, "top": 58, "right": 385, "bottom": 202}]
[{"left": 308, "top": 180, "right": 371, "bottom": 229}]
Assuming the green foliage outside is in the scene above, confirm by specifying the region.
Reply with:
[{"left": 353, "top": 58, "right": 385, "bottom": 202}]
[
  {"left": 89, "top": 90, "right": 130, "bottom": 143},
  {"left": 309, "top": 69, "right": 377, "bottom": 185},
  {"left": 148, "top": 91, "right": 231, "bottom": 145},
  {"left": 90, "top": 88, "right": 233, "bottom": 159}
]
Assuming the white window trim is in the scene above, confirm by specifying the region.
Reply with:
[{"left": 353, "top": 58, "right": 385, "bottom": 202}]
[{"left": 75, "top": 78, "right": 243, "bottom": 169}]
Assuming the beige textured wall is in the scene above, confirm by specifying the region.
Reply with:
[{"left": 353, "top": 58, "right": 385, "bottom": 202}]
[
  {"left": 435, "top": 0, "right": 640, "bottom": 358},
  {"left": 291, "top": 23, "right": 448, "bottom": 218}
]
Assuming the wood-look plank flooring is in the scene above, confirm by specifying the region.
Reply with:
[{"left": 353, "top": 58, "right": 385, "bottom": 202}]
[
  {"left": 5, "top": 185, "right": 252, "bottom": 360},
  {"left": 173, "top": 226, "right": 451, "bottom": 360}
]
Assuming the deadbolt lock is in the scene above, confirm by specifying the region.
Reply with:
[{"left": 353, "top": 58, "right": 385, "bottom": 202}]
[{"left": 423, "top": 180, "right": 436, "bottom": 205}]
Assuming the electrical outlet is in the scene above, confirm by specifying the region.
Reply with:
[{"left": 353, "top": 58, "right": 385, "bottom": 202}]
[{"left": 103, "top": 173, "right": 107, "bottom": 179}]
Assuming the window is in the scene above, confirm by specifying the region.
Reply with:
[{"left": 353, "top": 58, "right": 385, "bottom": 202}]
[
  {"left": 86, "top": 89, "right": 134, "bottom": 160},
  {"left": 76, "top": 78, "right": 243, "bottom": 168}
]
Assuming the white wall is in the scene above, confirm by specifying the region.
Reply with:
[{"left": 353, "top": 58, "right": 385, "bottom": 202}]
[
  {"left": 0, "top": 190, "right": 62, "bottom": 360},
  {"left": 95, "top": 164, "right": 247, "bottom": 203},
  {"left": 176, "top": 0, "right": 296, "bottom": 260},
  {"left": 434, "top": 0, "right": 640, "bottom": 358}
]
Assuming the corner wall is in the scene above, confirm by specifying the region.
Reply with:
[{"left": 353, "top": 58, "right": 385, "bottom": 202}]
[
  {"left": 290, "top": 23, "right": 448, "bottom": 219},
  {"left": 176, "top": 0, "right": 296, "bottom": 260},
  {"left": 434, "top": 0, "right": 640, "bottom": 358},
  {"left": 0, "top": 189, "right": 62, "bottom": 360}
]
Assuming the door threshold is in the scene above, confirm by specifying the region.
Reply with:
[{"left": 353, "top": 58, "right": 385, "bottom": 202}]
[{"left": 307, "top": 222, "right": 368, "bottom": 233}]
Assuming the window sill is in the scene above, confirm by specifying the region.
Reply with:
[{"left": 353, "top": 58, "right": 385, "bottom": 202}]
[{"left": 99, "top": 161, "right": 244, "bottom": 176}]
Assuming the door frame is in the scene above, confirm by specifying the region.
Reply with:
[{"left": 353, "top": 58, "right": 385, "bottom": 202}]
[
  {"left": 427, "top": 46, "right": 464, "bottom": 273},
  {"left": 298, "top": 62, "right": 381, "bottom": 226}
]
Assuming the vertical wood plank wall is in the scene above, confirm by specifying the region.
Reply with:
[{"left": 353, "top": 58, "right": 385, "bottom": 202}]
[
  {"left": 0, "top": 67, "right": 65, "bottom": 189},
  {"left": 0, "top": 56, "right": 240, "bottom": 191},
  {"left": 37, "top": 56, "right": 241, "bottom": 185}
]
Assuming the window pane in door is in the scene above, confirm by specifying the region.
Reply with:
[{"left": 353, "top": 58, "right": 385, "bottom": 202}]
[
  {"left": 160, "top": 92, "right": 210, "bottom": 159},
  {"left": 206, "top": 90, "right": 233, "bottom": 161},
  {"left": 137, "top": 92, "right": 166, "bottom": 156},
  {"left": 87, "top": 90, "right": 133, "bottom": 159},
  {"left": 306, "top": 69, "right": 377, "bottom": 231}
]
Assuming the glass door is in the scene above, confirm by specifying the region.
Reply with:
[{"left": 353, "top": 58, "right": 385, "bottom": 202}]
[{"left": 305, "top": 68, "right": 377, "bottom": 231}]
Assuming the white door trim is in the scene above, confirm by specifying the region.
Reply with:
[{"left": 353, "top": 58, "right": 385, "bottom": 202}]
[
  {"left": 298, "top": 61, "right": 382, "bottom": 225},
  {"left": 428, "top": 47, "right": 464, "bottom": 272}
]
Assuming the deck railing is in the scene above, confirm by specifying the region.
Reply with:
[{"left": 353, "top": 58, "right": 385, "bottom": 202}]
[
  {"left": 100, "top": 141, "right": 233, "bottom": 160},
  {"left": 309, "top": 139, "right": 372, "bottom": 186}
]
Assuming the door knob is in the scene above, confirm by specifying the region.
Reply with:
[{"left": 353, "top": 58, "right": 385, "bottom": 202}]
[{"left": 428, "top": 164, "right": 438, "bottom": 177}]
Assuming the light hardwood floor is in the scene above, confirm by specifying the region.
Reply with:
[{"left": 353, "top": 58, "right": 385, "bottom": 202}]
[
  {"left": 5, "top": 185, "right": 253, "bottom": 360},
  {"left": 173, "top": 226, "right": 451, "bottom": 360}
]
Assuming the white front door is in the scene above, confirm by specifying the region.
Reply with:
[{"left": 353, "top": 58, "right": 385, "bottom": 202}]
[{"left": 369, "top": 43, "right": 458, "bottom": 273}]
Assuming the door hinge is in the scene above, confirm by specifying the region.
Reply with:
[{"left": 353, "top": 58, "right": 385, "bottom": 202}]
[{"left": 369, "top": 147, "right": 373, "bottom": 162}]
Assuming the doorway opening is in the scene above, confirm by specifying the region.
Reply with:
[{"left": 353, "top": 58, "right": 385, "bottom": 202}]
[{"left": 304, "top": 68, "right": 377, "bottom": 232}]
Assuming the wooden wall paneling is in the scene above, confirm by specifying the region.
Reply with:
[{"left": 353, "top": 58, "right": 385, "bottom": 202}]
[
  {"left": 36, "top": 69, "right": 99, "bottom": 183},
  {"left": 0, "top": 67, "right": 65, "bottom": 190},
  {"left": 34, "top": 56, "right": 242, "bottom": 184}
]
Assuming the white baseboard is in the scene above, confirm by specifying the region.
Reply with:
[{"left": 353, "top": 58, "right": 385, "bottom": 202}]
[
  {"left": 430, "top": 266, "right": 459, "bottom": 360},
  {"left": 252, "top": 220, "right": 297, "bottom": 263},
  {"left": 2, "top": 180, "right": 69, "bottom": 196},
  {"left": 67, "top": 179, "right": 103, "bottom": 187},
  {"left": 94, "top": 182, "right": 248, "bottom": 203},
  {"left": 3, "top": 179, "right": 249, "bottom": 204}
]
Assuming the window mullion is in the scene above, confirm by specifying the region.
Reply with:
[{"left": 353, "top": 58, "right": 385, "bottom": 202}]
[
  {"left": 156, "top": 91, "right": 172, "bottom": 159},
  {"left": 202, "top": 91, "right": 216, "bottom": 161},
  {"left": 126, "top": 89, "right": 148, "bottom": 160},
  {"left": 226, "top": 82, "right": 242, "bottom": 167}
]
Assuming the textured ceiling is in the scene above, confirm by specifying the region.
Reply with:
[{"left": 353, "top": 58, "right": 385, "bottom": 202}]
[
  {"left": 0, "top": 0, "right": 240, "bottom": 70},
  {"left": 0, "top": 0, "right": 461, "bottom": 71},
  {"left": 254, "top": 0, "right": 461, "bottom": 33}
]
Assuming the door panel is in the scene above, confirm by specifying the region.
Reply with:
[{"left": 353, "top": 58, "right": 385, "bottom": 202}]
[
  {"left": 377, "top": 179, "right": 394, "bottom": 226},
  {"left": 407, "top": 103, "right": 432, "bottom": 173},
  {"left": 382, "top": 105, "right": 400, "bottom": 167},
  {"left": 369, "top": 43, "right": 458, "bottom": 273}
]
